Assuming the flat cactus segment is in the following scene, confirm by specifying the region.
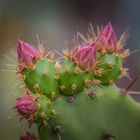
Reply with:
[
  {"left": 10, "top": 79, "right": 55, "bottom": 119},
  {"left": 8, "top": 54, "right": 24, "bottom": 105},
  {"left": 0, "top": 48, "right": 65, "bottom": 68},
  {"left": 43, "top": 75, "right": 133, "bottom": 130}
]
[
  {"left": 59, "top": 60, "right": 94, "bottom": 95},
  {"left": 24, "top": 59, "right": 60, "bottom": 99},
  {"left": 38, "top": 86, "right": 140, "bottom": 140},
  {"left": 96, "top": 54, "right": 122, "bottom": 85},
  {"left": 35, "top": 95, "right": 55, "bottom": 125}
]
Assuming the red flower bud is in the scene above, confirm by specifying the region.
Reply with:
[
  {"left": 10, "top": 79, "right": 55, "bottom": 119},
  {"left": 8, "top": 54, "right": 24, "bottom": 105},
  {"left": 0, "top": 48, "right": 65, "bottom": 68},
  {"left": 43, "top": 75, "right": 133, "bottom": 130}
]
[
  {"left": 17, "top": 40, "right": 43, "bottom": 70},
  {"left": 16, "top": 95, "right": 38, "bottom": 119},
  {"left": 96, "top": 22, "right": 117, "bottom": 53},
  {"left": 73, "top": 43, "right": 97, "bottom": 68}
]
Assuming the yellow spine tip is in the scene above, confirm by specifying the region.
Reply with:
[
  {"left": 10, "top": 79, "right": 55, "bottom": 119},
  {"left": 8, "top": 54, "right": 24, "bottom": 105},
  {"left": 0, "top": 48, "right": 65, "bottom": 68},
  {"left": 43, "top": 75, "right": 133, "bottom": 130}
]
[
  {"left": 55, "top": 75, "right": 60, "bottom": 80},
  {"left": 55, "top": 62, "right": 62, "bottom": 73},
  {"left": 85, "top": 79, "right": 91, "bottom": 86},
  {"left": 33, "top": 83, "right": 40, "bottom": 91},
  {"left": 40, "top": 112, "right": 46, "bottom": 118},
  {"left": 46, "top": 100, "right": 52, "bottom": 106},
  {"left": 30, "top": 65, "right": 36, "bottom": 71},
  {"left": 60, "top": 85, "right": 65, "bottom": 91},
  {"left": 109, "top": 80, "right": 114, "bottom": 85},
  {"left": 51, "top": 91, "right": 56, "bottom": 97},
  {"left": 93, "top": 79, "right": 101, "bottom": 85},
  {"left": 52, "top": 109, "right": 57, "bottom": 115},
  {"left": 37, "top": 103, "right": 41, "bottom": 109},
  {"left": 95, "top": 68, "right": 102, "bottom": 77},
  {"left": 120, "top": 67, "right": 129, "bottom": 77},
  {"left": 82, "top": 88, "right": 88, "bottom": 94},
  {"left": 44, "top": 70, "right": 49, "bottom": 76},
  {"left": 43, "top": 120, "right": 48, "bottom": 126},
  {"left": 71, "top": 84, "right": 77, "bottom": 91},
  {"left": 63, "top": 66, "right": 69, "bottom": 72},
  {"left": 108, "top": 61, "right": 114, "bottom": 68},
  {"left": 74, "top": 67, "right": 81, "bottom": 74}
]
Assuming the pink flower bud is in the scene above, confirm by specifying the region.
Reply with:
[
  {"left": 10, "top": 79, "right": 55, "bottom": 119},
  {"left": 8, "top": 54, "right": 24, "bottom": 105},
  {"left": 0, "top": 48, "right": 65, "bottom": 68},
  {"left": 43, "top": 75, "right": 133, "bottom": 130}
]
[
  {"left": 96, "top": 22, "right": 117, "bottom": 53},
  {"left": 20, "top": 132, "right": 37, "bottom": 140},
  {"left": 16, "top": 95, "right": 38, "bottom": 119},
  {"left": 73, "top": 43, "right": 97, "bottom": 68},
  {"left": 17, "top": 40, "right": 42, "bottom": 70}
]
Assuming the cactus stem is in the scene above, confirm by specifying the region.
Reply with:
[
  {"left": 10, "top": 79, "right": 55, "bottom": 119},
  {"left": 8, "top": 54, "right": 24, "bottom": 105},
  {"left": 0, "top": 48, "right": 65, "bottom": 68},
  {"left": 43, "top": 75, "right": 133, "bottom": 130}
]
[
  {"left": 67, "top": 96, "right": 74, "bottom": 103},
  {"left": 71, "top": 84, "right": 77, "bottom": 91}
]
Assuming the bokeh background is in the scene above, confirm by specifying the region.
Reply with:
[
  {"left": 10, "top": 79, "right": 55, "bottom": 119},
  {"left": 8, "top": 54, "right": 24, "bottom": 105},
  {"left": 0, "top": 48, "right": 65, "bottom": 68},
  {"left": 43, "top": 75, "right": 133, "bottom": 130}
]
[{"left": 0, "top": 0, "right": 140, "bottom": 140}]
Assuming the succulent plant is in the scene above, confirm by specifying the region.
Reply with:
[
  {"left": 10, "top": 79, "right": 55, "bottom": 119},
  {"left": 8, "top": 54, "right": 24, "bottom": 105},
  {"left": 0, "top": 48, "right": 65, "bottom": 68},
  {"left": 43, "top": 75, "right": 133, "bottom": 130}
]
[{"left": 13, "top": 22, "right": 140, "bottom": 140}]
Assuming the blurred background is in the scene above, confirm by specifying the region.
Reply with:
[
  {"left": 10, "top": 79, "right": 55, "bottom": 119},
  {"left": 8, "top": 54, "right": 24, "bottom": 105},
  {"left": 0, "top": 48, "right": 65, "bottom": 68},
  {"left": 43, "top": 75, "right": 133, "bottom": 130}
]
[{"left": 0, "top": 0, "right": 140, "bottom": 139}]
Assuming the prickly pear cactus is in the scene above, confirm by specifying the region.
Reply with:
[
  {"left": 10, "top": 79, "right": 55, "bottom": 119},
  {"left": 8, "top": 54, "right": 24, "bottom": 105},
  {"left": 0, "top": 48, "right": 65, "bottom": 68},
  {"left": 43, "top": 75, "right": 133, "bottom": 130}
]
[{"left": 14, "top": 23, "right": 140, "bottom": 140}]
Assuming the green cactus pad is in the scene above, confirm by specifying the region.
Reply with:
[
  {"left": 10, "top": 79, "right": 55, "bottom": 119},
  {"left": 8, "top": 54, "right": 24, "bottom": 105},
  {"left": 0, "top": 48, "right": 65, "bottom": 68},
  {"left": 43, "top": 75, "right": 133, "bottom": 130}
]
[
  {"left": 35, "top": 95, "right": 56, "bottom": 125},
  {"left": 38, "top": 86, "right": 140, "bottom": 140},
  {"left": 59, "top": 60, "right": 94, "bottom": 95},
  {"left": 24, "top": 59, "right": 60, "bottom": 100},
  {"left": 96, "top": 53, "right": 122, "bottom": 85}
]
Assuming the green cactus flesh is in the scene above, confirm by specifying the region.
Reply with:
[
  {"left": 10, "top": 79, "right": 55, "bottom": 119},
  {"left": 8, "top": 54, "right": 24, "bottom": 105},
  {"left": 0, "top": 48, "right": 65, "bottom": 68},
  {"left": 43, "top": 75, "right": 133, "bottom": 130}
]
[
  {"left": 59, "top": 59, "right": 94, "bottom": 95},
  {"left": 38, "top": 86, "right": 140, "bottom": 140},
  {"left": 34, "top": 95, "right": 55, "bottom": 125},
  {"left": 24, "top": 59, "right": 60, "bottom": 100},
  {"left": 96, "top": 53, "right": 122, "bottom": 85}
]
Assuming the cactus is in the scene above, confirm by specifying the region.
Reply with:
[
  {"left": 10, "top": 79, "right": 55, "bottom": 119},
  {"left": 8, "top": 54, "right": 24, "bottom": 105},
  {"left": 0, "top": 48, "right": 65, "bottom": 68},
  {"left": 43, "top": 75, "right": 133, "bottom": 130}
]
[
  {"left": 13, "top": 23, "right": 140, "bottom": 140},
  {"left": 17, "top": 40, "right": 60, "bottom": 100}
]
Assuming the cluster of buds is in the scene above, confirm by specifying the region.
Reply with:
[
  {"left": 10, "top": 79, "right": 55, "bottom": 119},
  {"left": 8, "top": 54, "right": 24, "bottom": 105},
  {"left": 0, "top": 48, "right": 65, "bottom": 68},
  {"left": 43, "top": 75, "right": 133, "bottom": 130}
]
[{"left": 64, "top": 22, "right": 128, "bottom": 71}]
